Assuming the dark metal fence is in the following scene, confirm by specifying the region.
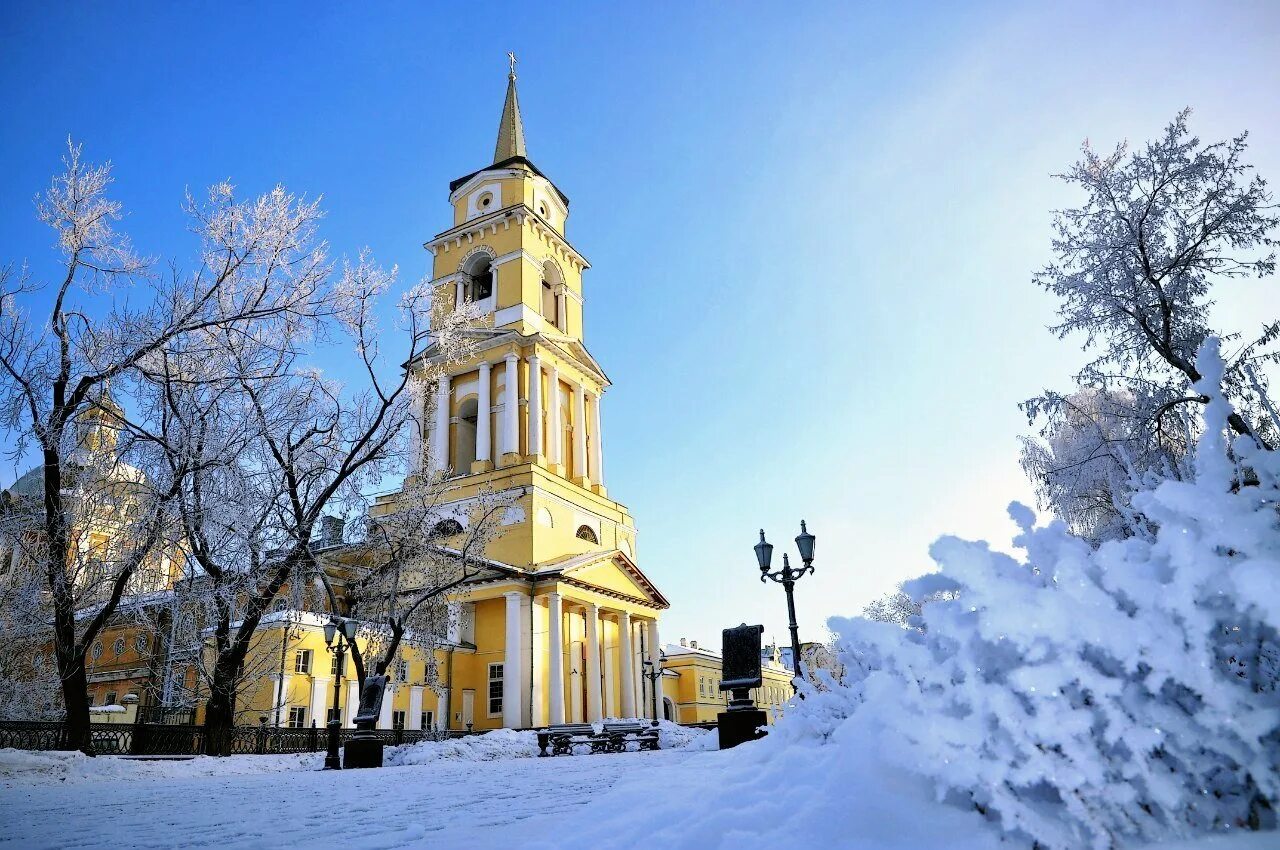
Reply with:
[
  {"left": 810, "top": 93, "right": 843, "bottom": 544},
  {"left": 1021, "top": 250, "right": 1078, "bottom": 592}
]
[{"left": 0, "top": 720, "right": 474, "bottom": 756}]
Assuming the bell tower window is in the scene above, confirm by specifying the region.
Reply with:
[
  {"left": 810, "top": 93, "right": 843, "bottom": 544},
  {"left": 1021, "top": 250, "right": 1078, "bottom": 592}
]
[
  {"left": 453, "top": 398, "right": 479, "bottom": 472},
  {"left": 463, "top": 256, "right": 495, "bottom": 304},
  {"left": 541, "top": 261, "right": 565, "bottom": 331}
]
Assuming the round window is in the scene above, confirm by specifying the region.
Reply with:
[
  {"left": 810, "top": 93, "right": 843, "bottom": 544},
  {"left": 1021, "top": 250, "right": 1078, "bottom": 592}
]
[
  {"left": 478, "top": 193, "right": 493, "bottom": 208},
  {"left": 113, "top": 637, "right": 126, "bottom": 656},
  {"left": 538, "top": 204, "right": 548, "bottom": 217},
  {"left": 91, "top": 641, "right": 103, "bottom": 660},
  {"left": 136, "top": 634, "right": 149, "bottom": 653}
]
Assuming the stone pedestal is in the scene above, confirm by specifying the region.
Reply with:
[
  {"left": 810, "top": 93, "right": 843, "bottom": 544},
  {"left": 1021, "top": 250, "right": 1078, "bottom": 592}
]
[
  {"left": 342, "top": 733, "right": 384, "bottom": 769},
  {"left": 717, "top": 708, "right": 767, "bottom": 750}
]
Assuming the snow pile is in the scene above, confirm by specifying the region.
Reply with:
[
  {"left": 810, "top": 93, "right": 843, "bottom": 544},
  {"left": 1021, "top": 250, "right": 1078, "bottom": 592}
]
[
  {"left": 820, "top": 339, "right": 1280, "bottom": 848},
  {"left": 0, "top": 748, "right": 320, "bottom": 787},
  {"left": 387, "top": 728, "right": 540, "bottom": 765},
  {"left": 654, "top": 719, "right": 712, "bottom": 750}
]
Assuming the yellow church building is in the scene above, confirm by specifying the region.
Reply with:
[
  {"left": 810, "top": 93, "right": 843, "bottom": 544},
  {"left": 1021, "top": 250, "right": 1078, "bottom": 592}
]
[{"left": 222, "top": 61, "right": 673, "bottom": 734}]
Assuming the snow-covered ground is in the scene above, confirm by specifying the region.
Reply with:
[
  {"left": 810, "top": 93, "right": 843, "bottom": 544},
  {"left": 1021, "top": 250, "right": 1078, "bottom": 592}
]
[{"left": 1, "top": 724, "right": 1273, "bottom": 849}]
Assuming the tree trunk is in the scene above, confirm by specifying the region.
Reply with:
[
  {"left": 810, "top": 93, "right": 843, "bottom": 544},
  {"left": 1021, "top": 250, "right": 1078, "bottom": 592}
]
[
  {"left": 203, "top": 655, "right": 240, "bottom": 757},
  {"left": 58, "top": 654, "right": 94, "bottom": 754}
]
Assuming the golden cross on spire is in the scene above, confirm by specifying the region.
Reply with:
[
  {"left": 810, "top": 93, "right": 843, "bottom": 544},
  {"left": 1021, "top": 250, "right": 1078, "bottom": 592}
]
[{"left": 507, "top": 51, "right": 517, "bottom": 79}]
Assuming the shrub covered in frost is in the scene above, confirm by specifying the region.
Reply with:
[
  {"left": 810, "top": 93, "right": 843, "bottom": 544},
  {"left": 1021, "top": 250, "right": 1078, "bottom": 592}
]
[{"left": 819, "top": 339, "right": 1280, "bottom": 849}]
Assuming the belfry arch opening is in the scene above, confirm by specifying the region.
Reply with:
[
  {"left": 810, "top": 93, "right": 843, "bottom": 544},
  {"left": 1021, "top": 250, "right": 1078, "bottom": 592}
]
[
  {"left": 453, "top": 397, "right": 479, "bottom": 472},
  {"left": 541, "top": 261, "right": 564, "bottom": 331},
  {"left": 463, "top": 254, "right": 495, "bottom": 304}
]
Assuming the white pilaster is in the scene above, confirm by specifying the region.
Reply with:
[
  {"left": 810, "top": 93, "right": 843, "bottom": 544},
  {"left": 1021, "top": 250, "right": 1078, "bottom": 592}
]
[
  {"left": 589, "top": 391, "right": 604, "bottom": 485},
  {"left": 409, "top": 685, "right": 424, "bottom": 730},
  {"left": 345, "top": 678, "right": 359, "bottom": 727},
  {"left": 618, "top": 611, "right": 636, "bottom": 718},
  {"left": 547, "top": 365, "right": 562, "bottom": 467},
  {"left": 527, "top": 353, "right": 543, "bottom": 458},
  {"left": 437, "top": 688, "right": 450, "bottom": 730},
  {"left": 583, "top": 603, "right": 603, "bottom": 722},
  {"left": 476, "top": 361, "right": 492, "bottom": 465},
  {"left": 572, "top": 383, "right": 588, "bottom": 484},
  {"left": 547, "top": 592, "right": 566, "bottom": 725},
  {"left": 503, "top": 591, "right": 524, "bottom": 728},
  {"left": 309, "top": 676, "right": 330, "bottom": 728},
  {"left": 431, "top": 374, "right": 451, "bottom": 472},
  {"left": 272, "top": 674, "right": 291, "bottom": 727},
  {"left": 378, "top": 684, "right": 395, "bottom": 729},
  {"left": 502, "top": 353, "right": 519, "bottom": 458}
]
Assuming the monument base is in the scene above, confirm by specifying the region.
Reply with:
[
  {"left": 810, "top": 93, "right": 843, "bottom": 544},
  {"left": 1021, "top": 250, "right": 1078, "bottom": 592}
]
[
  {"left": 717, "top": 709, "right": 767, "bottom": 750},
  {"left": 342, "top": 735, "right": 384, "bottom": 769}
]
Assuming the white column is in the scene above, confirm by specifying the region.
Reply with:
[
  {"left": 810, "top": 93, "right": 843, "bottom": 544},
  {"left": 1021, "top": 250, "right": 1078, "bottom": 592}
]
[
  {"left": 503, "top": 591, "right": 524, "bottom": 728},
  {"left": 272, "top": 674, "right": 291, "bottom": 727},
  {"left": 454, "top": 278, "right": 464, "bottom": 308},
  {"left": 589, "top": 391, "right": 604, "bottom": 485},
  {"left": 547, "top": 592, "right": 565, "bottom": 725},
  {"left": 618, "top": 611, "right": 636, "bottom": 718},
  {"left": 310, "top": 676, "right": 330, "bottom": 727},
  {"left": 345, "top": 678, "right": 359, "bottom": 727},
  {"left": 476, "top": 360, "right": 492, "bottom": 465},
  {"left": 583, "top": 603, "right": 603, "bottom": 722},
  {"left": 527, "top": 353, "right": 543, "bottom": 458},
  {"left": 437, "top": 688, "right": 450, "bottom": 730},
  {"left": 602, "top": 620, "right": 618, "bottom": 718},
  {"left": 502, "top": 353, "right": 519, "bottom": 458},
  {"left": 407, "top": 386, "right": 425, "bottom": 475},
  {"left": 431, "top": 374, "right": 451, "bottom": 472},
  {"left": 572, "top": 383, "right": 588, "bottom": 483},
  {"left": 409, "top": 685, "right": 424, "bottom": 730},
  {"left": 647, "top": 619, "right": 662, "bottom": 720},
  {"left": 547, "top": 365, "right": 562, "bottom": 467},
  {"left": 378, "top": 685, "right": 395, "bottom": 729}
]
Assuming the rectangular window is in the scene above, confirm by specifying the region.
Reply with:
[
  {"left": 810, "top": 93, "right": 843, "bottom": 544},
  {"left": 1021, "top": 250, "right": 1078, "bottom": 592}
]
[
  {"left": 294, "top": 649, "right": 312, "bottom": 675},
  {"left": 327, "top": 707, "right": 340, "bottom": 724},
  {"left": 421, "top": 710, "right": 433, "bottom": 731},
  {"left": 104, "top": 691, "right": 117, "bottom": 706},
  {"left": 287, "top": 706, "right": 307, "bottom": 728},
  {"left": 392, "top": 710, "right": 406, "bottom": 729},
  {"left": 330, "top": 653, "right": 341, "bottom": 677},
  {"left": 394, "top": 659, "right": 408, "bottom": 683},
  {"left": 698, "top": 677, "right": 704, "bottom": 697},
  {"left": 488, "top": 663, "right": 503, "bottom": 716}
]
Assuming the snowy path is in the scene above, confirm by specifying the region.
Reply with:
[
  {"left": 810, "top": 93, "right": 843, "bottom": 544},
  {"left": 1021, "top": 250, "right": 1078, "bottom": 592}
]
[{"left": 0, "top": 749, "right": 691, "bottom": 849}]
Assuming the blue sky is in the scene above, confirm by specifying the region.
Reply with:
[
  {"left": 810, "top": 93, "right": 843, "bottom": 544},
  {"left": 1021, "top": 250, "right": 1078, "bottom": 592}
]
[{"left": 2, "top": 2, "right": 1277, "bottom": 645}]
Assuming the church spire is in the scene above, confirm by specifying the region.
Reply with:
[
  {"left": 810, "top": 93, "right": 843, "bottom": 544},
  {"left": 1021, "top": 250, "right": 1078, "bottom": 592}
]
[{"left": 493, "top": 53, "right": 527, "bottom": 164}]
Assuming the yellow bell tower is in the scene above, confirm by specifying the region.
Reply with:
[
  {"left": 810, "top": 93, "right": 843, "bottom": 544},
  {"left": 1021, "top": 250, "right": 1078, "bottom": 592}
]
[{"left": 406, "top": 57, "right": 649, "bottom": 576}]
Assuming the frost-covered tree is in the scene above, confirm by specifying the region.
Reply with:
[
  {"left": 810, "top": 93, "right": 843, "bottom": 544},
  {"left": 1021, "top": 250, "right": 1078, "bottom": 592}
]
[
  {"left": 862, "top": 583, "right": 957, "bottom": 629},
  {"left": 1023, "top": 110, "right": 1278, "bottom": 537},
  {"left": 817, "top": 339, "right": 1280, "bottom": 849},
  {"left": 1019, "top": 387, "right": 1189, "bottom": 546},
  {"left": 143, "top": 250, "right": 481, "bottom": 755},
  {"left": 0, "top": 142, "right": 326, "bottom": 752},
  {"left": 326, "top": 478, "right": 516, "bottom": 694}
]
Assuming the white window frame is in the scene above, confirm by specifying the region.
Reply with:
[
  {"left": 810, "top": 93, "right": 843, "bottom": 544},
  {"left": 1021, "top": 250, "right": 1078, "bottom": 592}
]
[
  {"left": 294, "top": 649, "right": 312, "bottom": 675},
  {"left": 287, "top": 706, "right": 307, "bottom": 728},
  {"left": 421, "top": 710, "right": 434, "bottom": 731}
]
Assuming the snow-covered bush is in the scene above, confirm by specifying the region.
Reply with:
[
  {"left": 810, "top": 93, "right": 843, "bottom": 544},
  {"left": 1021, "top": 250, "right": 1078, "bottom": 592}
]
[{"left": 822, "top": 339, "right": 1280, "bottom": 849}]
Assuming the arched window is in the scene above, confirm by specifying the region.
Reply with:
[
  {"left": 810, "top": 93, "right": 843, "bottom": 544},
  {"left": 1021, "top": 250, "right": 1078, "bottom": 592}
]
[
  {"left": 575, "top": 524, "right": 599, "bottom": 544},
  {"left": 541, "top": 280, "right": 556, "bottom": 323},
  {"left": 453, "top": 398, "right": 479, "bottom": 472},
  {"left": 431, "top": 518, "right": 464, "bottom": 539},
  {"left": 464, "top": 256, "right": 494, "bottom": 303}
]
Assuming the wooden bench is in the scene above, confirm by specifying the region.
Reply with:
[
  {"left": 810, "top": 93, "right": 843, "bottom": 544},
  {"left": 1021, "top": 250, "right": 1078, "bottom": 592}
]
[{"left": 537, "top": 721, "right": 661, "bottom": 756}]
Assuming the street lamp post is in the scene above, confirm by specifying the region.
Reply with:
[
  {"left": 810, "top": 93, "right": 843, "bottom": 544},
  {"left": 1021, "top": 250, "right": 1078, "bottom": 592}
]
[
  {"left": 755, "top": 521, "right": 816, "bottom": 690},
  {"left": 322, "top": 616, "right": 359, "bottom": 770},
  {"left": 641, "top": 653, "right": 666, "bottom": 722}
]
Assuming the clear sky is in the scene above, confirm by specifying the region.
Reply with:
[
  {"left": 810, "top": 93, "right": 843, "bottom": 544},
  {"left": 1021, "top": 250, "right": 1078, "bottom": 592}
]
[{"left": 2, "top": 2, "right": 1277, "bottom": 646}]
